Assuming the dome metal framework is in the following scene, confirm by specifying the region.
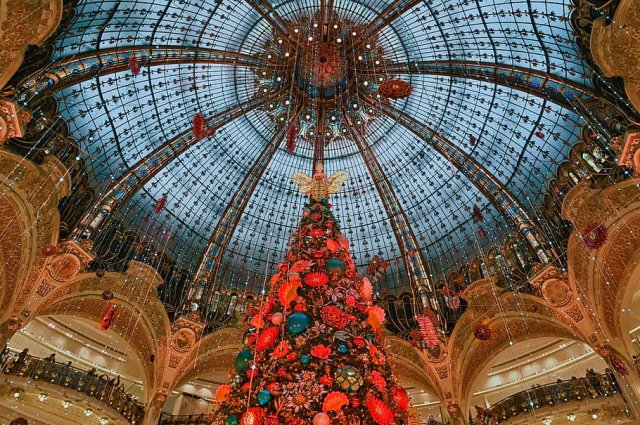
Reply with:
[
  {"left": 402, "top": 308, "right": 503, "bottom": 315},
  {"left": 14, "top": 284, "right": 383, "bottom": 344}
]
[{"left": 15, "top": 0, "right": 612, "bottom": 317}]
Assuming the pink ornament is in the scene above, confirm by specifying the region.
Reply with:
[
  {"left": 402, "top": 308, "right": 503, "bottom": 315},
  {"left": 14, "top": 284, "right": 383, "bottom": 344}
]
[
  {"left": 270, "top": 312, "right": 283, "bottom": 325},
  {"left": 313, "top": 413, "right": 331, "bottom": 425}
]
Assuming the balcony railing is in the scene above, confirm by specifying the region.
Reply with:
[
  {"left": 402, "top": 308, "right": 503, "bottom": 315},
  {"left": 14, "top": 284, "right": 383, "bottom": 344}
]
[
  {"left": 158, "top": 413, "right": 210, "bottom": 425},
  {"left": 473, "top": 372, "right": 622, "bottom": 423},
  {"left": 0, "top": 349, "right": 145, "bottom": 424}
]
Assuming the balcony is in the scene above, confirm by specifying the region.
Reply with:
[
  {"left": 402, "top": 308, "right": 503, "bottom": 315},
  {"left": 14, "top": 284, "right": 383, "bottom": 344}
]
[{"left": 0, "top": 349, "right": 145, "bottom": 424}]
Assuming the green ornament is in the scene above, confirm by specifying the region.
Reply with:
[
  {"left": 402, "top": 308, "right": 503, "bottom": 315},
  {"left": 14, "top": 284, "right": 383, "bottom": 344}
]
[
  {"left": 326, "top": 258, "right": 346, "bottom": 275},
  {"left": 234, "top": 349, "right": 254, "bottom": 372},
  {"left": 335, "top": 365, "right": 364, "bottom": 392},
  {"left": 301, "top": 354, "right": 310, "bottom": 364},
  {"left": 226, "top": 415, "right": 238, "bottom": 425},
  {"left": 286, "top": 312, "right": 310, "bottom": 334},
  {"left": 257, "top": 390, "right": 273, "bottom": 406}
]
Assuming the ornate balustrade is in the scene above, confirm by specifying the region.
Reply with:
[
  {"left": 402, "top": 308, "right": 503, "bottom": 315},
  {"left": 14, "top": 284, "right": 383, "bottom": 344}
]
[
  {"left": 158, "top": 413, "right": 210, "bottom": 425},
  {"left": 0, "top": 349, "right": 145, "bottom": 424},
  {"left": 481, "top": 373, "right": 622, "bottom": 423}
]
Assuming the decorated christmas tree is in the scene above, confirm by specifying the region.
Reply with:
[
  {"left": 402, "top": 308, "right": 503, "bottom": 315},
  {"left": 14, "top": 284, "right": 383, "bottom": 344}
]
[{"left": 213, "top": 164, "right": 414, "bottom": 425}]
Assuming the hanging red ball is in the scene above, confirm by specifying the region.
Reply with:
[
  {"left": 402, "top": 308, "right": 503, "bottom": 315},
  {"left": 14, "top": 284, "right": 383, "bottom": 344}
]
[
  {"left": 96, "top": 267, "right": 106, "bottom": 278},
  {"left": 581, "top": 222, "right": 607, "bottom": 249},
  {"left": 240, "top": 407, "right": 264, "bottom": 425},
  {"left": 192, "top": 113, "right": 209, "bottom": 141},
  {"left": 366, "top": 394, "right": 394, "bottom": 425},
  {"left": 473, "top": 323, "right": 492, "bottom": 341},
  {"left": 286, "top": 125, "right": 298, "bottom": 154},
  {"left": 101, "top": 290, "right": 113, "bottom": 301},
  {"left": 153, "top": 194, "right": 168, "bottom": 214},
  {"left": 391, "top": 385, "right": 410, "bottom": 411}
]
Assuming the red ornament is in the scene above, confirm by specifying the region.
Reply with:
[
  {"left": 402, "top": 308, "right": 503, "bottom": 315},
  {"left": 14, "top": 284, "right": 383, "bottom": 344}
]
[
  {"left": 96, "top": 267, "right": 106, "bottom": 278},
  {"left": 286, "top": 125, "right": 298, "bottom": 154},
  {"left": 321, "top": 306, "right": 353, "bottom": 328},
  {"left": 128, "top": 54, "right": 141, "bottom": 76},
  {"left": 153, "top": 194, "right": 168, "bottom": 214},
  {"left": 469, "top": 134, "right": 476, "bottom": 146},
  {"left": 391, "top": 385, "right": 410, "bottom": 411},
  {"left": 535, "top": 131, "right": 545, "bottom": 139},
  {"left": 256, "top": 327, "right": 279, "bottom": 351},
  {"left": 323, "top": 391, "right": 349, "bottom": 413},
  {"left": 264, "top": 415, "right": 279, "bottom": 425},
  {"left": 309, "top": 228, "right": 324, "bottom": 238},
  {"left": 319, "top": 375, "right": 333, "bottom": 386},
  {"left": 240, "top": 407, "right": 264, "bottom": 425},
  {"left": 192, "top": 113, "right": 215, "bottom": 140},
  {"left": 99, "top": 304, "right": 118, "bottom": 331},
  {"left": 41, "top": 245, "right": 57, "bottom": 256},
  {"left": 472, "top": 205, "right": 484, "bottom": 222},
  {"left": 473, "top": 323, "right": 491, "bottom": 340},
  {"left": 366, "top": 394, "right": 394, "bottom": 425},
  {"left": 310, "top": 344, "right": 332, "bottom": 360},
  {"left": 304, "top": 272, "right": 329, "bottom": 287},
  {"left": 378, "top": 79, "right": 413, "bottom": 100},
  {"left": 101, "top": 290, "right": 113, "bottom": 301},
  {"left": 581, "top": 222, "right": 607, "bottom": 249},
  {"left": 416, "top": 313, "right": 439, "bottom": 348}
]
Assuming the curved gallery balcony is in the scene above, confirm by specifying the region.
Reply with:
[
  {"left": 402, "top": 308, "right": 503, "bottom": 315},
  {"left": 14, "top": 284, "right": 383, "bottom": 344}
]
[
  {"left": 0, "top": 349, "right": 145, "bottom": 424},
  {"left": 475, "top": 372, "right": 631, "bottom": 423}
]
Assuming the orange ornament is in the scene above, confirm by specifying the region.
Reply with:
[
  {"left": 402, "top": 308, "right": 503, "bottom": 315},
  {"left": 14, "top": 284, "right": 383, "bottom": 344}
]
[
  {"left": 215, "top": 384, "right": 232, "bottom": 402},
  {"left": 367, "top": 306, "right": 385, "bottom": 329},
  {"left": 256, "top": 326, "right": 279, "bottom": 351},
  {"left": 326, "top": 239, "right": 339, "bottom": 253},
  {"left": 322, "top": 391, "right": 349, "bottom": 413},
  {"left": 366, "top": 394, "right": 394, "bottom": 425},
  {"left": 240, "top": 407, "right": 264, "bottom": 425},
  {"left": 278, "top": 280, "right": 302, "bottom": 308}
]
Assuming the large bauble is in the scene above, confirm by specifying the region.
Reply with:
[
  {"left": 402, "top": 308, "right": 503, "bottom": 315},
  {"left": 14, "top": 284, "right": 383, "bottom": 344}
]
[
  {"left": 313, "top": 412, "right": 331, "bottom": 425},
  {"left": 225, "top": 415, "right": 238, "bottom": 425},
  {"left": 234, "top": 349, "right": 254, "bottom": 372},
  {"left": 240, "top": 407, "right": 264, "bottom": 425},
  {"left": 286, "top": 312, "right": 310, "bottom": 334},
  {"left": 391, "top": 385, "right": 410, "bottom": 411},
  {"left": 334, "top": 365, "right": 364, "bottom": 392},
  {"left": 270, "top": 312, "right": 284, "bottom": 325},
  {"left": 326, "top": 258, "right": 346, "bottom": 275},
  {"left": 257, "top": 389, "right": 273, "bottom": 406}
]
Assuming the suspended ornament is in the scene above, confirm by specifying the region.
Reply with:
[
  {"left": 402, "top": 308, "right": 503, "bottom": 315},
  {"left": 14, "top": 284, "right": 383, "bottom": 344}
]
[
  {"left": 153, "top": 194, "right": 168, "bottom": 214},
  {"left": 99, "top": 304, "right": 118, "bottom": 331},
  {"left": 378, "top": 79, "right": 413, "bottom": 100},
  {"left": 390, "top": 385, "right": 410, "bottom": 411},
  {"left": 581, "top": 222, "right": 607, "bottom": 249},
  {"left": 192, "top": 113, "right": 216, "bottom": 141},
  {"left": 278, "top": 280, "right": 301, "bottom": 308},
  {"left": 477, "top": 228, "right": 486, "bottom": 237},
  {"left": 534, "top": 131, "right": 545, "bottom": 139},
  {"left": 234, "top": 349, "right": 254, "bottom": 372},
  {"left": 334, "top": 366, "right": 364, "bottom": 392},
  {"left": 322, "top": 391, "right": 349, "bottom": 413},
  {"left": 286, "top": 124, "right": 298, "bottom": 154},
  {"left": 286, "top": 312, "right": 310, "bottom": 334},
  {"left": 101, "top": 290, "right": 113, "bottom": 301},
  {"left": 472, "top": 205, "right": 484, "bottom": 222},
  {"left": 10, "top": 419, "right": 28, "bottom": 425},
  {"left": 313, "top": 413, "right": 331, "bottom": 425},
  {"left": 128, "top": 54, "right": 142, "bottom": 76},
  {"left": 366, "top": 306, "right": 385, "bottom": 330},
  {"left": 216, "top": 385, "right": 233, "bottom": 402},
  {"left": 239, "top": 407, "right": 264, "bottom": 425},
  {"left": 473, "top": 323, "right": 491, "bottom": 340},
  {"left": 415, "top": 313, "right": 438, "bottom": 348},
  {"left": 469, "top": 134, "right": 476, "bottom": 146}
]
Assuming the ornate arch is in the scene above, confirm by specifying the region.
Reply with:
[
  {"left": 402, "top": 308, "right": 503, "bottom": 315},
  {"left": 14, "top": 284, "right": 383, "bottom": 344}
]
[{"left": 33, "top": 267, "right": 172, "bottom": 401}]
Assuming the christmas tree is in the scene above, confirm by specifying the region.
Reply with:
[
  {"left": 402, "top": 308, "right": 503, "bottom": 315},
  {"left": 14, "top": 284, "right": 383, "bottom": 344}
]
[{"left": 213, "top": 164, "right": 413, "bottom": 425}]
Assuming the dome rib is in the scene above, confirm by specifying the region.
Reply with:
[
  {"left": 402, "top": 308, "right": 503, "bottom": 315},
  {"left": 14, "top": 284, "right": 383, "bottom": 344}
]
[
  {"left": 73, "top": 91, "right": 285, "bottom": 239},
  {"left": 186, "top": 117, "right": 294, "bottom": 319},
  {"left": 363, "top": 93, "right": 552, "bottom": 264},
  {"left": 343, "top": 106, "right": 433, "bottom": 293}
]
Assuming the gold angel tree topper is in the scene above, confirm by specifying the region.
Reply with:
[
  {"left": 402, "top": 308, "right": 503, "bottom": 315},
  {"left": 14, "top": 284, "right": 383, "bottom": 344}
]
[{"left": 291, "top": 162, "right": 349, "bottom": 200}]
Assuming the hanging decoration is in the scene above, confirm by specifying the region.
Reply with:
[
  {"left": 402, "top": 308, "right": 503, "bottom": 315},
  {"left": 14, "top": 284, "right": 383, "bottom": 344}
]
[
  {"left": 534, "top": 131, "right": 545, "bottom": 139},
  {"left": 472, "top": 205, "right": 484, "bottom": 222},
  {"left": 286, "top": 124, "right": 298, "bottom": 154},
  {"left": 469, "top": 134, "right": 476, "bottom": 146},
  {"left": 473, "top": 322, "right": 492, "bottom": 340},
  {"left": 101, "top": 290, "right": 113, "bottom": 301},
  {"left": 192, "top": 113, "right": 216, "bottom": 141},
  {"left": 99, "top": 304, "right": 119, "bottom": 331},
  {"left": 212, "top": 168, "right": 413, "bottom": 424},
  {"left": 128, "top": 54, "right": 142, "bottom": 76},
  {"left": 415, "top": 310, "right": 439, "bottom": 348},
  {"left": 153, "top": 194, "right": 168, "bottom": 214},
  {"left": 378, "top": 79, "right": 413, "bottom": 100},
  {"left": 581, "top": 222, "right": 607, "bottom": 249},
  {"left": 366, "top": 255, "right": 390, "bottom": 285}
]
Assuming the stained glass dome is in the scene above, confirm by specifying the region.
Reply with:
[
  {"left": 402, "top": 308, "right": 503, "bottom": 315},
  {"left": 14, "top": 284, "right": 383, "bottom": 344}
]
[{"left": 18, "top": 0, "right": 601, "bottom": 312}]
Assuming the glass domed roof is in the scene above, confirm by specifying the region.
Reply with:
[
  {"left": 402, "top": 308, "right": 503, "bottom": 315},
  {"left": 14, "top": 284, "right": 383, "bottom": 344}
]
[{"left": 26, "top": 0, "right": 596, "bottom": 301}]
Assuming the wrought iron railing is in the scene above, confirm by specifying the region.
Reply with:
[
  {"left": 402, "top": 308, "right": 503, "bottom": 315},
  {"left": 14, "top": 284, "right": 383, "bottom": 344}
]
[
  {"left": 473, "top": 372, "right": 622, "bottom": 423},
  {"left": 0, "top": 349, "right": 145, "bottom": 424},
  {"left": 158, "top": 412, "right": 210, "bottom": 425}
]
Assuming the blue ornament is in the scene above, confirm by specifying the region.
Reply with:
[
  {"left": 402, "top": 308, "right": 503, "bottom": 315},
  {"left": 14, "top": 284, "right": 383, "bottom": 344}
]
[
  {"left": 326, "top": 258, "right": 346, "bottom": 275},
  {"left": 338, "top": 343, "right": 348, "bottom": 354},
  {"left": 226, "top": 415, "right": 238, "bottom": 425},
  {"left": 321, "top": 198, "right": 328, "bottom": 205},
  {"left": 257, "top": 390, "right": 273, "bottom": 406},
  {"left": 301, "top": 354, "right": 311, "bottom": 364},
  {"left": 286, "top": 312, "right": 310, "bottom": 334},
  {"left": 234, "top": 349, "right": 254, "bottom": 372}
]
